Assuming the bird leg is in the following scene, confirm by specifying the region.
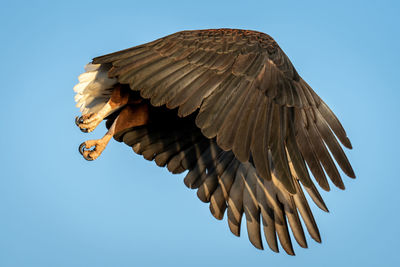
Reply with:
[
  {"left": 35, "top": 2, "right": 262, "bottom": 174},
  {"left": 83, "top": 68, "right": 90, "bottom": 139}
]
[
  {"left": 79, "top": 117, "right": 117, "bottom": 161},
  {"left": 75, "top": 84, "right": 132, "bottom": 133},
  {"left": 79, "top": 102, "right": 151, "bottom": 161}
]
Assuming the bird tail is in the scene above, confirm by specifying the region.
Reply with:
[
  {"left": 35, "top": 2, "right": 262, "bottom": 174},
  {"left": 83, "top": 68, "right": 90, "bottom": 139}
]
[{"left": 73, "top": 63, "right": 117, "bottom": 115}]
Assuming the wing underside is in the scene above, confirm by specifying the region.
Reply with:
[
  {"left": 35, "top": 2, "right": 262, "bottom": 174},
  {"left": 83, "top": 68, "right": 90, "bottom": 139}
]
[
  {"left": 88, "top": 29, "right": 355, "bottom": 254},
  {"left": 112, "top": 110, "right": 328, "bottom": 254}
]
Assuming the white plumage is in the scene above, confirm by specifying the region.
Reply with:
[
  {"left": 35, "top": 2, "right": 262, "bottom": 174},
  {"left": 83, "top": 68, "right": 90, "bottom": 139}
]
[{"left": 73, "top": 63, "right": 116, "bottom": 115}]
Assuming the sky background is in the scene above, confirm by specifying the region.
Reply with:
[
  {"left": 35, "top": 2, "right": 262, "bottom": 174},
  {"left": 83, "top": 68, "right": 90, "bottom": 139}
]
[{"left": 0, "top": 0, "right": 399, "bottom": 266}]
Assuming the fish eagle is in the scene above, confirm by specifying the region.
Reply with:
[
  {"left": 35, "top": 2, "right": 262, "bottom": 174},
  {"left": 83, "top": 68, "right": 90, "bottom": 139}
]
[{"left": 74, "top": 29, "right": 355, "bottom": 255}]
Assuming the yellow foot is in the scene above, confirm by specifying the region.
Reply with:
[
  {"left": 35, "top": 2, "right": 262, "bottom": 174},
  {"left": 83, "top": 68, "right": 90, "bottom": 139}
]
[
  {"left": 79, "top": 139, "right": 107, "bottom": 161},
  {"left": 75, "top": 113, "right": 103, "bottom": 133},
  {"left": 78, "top": 107, "right": 116, "bottom": 161}
]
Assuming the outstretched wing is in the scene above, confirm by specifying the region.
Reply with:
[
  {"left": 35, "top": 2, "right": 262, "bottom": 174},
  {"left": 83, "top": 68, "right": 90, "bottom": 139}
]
[
  {"left": 94, "top": 29, "right": 355, "bottom": 195},
  {"left": 112, "top": 111, "right": 328, "bottom": 255}
]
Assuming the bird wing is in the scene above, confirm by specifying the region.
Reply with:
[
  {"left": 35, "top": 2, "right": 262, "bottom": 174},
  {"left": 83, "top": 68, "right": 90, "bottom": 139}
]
[
  {"left": 94, "top": 28, "right": 355, "bottom": 194},
  {"left": 113, "top": 111, "right": 328, "bottom": 254}
]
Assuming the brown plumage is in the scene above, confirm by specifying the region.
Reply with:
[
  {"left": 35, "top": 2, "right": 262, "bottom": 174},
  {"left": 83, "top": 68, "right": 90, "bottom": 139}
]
[{"left": 74, "top": 29, "right": 355, "bottom": 255}]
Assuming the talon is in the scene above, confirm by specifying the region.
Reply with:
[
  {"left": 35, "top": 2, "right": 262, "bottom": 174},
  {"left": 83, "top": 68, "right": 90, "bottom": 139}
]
[
  {"left": 83, "top": 152, "right": 94, "bottom": 161},
  {"left": 75, "top": 116, "right": 80, "bottom": 127},
  {"left": 79, "top": 142, "right": 96, "bottom": 161},
  {"left": 75, "top": 115, "right": 85, "bottom": 127},
  {"left": 78, "top": 139, "right": 107, "bottom": 161},
  {"left": 75, "top": 113, "right": 103, "bottom": 133},
  {"left": 77, "top": 110, "right": 115, "bottom": 162},
  {"left": 78, "top": 116, "right": 84, "bottom": 124},
  {"left": 79, "top": 142, "right": 86, "bottom": 155}
]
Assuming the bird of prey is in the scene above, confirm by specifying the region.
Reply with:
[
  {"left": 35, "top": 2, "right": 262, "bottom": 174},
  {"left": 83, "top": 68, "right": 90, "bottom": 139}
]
[{"left": 74, "top": 29, "right": 355, "bottom": 255}]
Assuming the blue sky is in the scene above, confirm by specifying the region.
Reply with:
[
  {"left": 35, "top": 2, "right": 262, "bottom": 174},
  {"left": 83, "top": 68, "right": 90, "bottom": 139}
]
[{"left": 0, "top": 0, "right": 399, "bottom": 266}]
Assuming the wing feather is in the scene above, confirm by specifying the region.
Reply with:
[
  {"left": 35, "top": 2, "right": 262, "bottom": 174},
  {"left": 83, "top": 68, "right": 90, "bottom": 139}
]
[
  {"left": 258, "top": 181, "right": 279, "bottom": 252},
  {"left": 292, "top": 180, "right": 321, "bottom": 242},
  {"left": 216, "top": 80, "right": 253, "bottom": 151},
  {"left": 110, "top": 53, "right": 162, "bottom": 82},
  {"left": 284, "top": 197, "right": 307, "bottom": 248},
  {"left": 232, "top": 89, "right": 261, "bottom": 162},
  {"left": 304, "top": 109, "right": 344, "bottom": 189},
  {"left": 167, "top": 69, "right": 216, "bottom": 109},
  {"left": 95, "top": 29, "right": 356, "bottom": 254},
  {"left": 295, "top": 109, "right": 331, "bottom": 191},
  {"left": 243, "top": 166, "right": 265, "bottom": 249},
  {"left": 197, "top": 168, "right": 218, "bottom": 202},
  {"left": 139, "top": 60, "right": 189, "bottom": 98},
  {"left": 250, "top": 97, "right": 271, "bottom": 181},
  {"left": 227, "top": 164, "right": 246, "bottom": 236},
  {"left": 178, "top": 71, "right": 231, "bottom": 117},
  {"left": 114, "top": 109, "right": 333, "bottom": 254},
  {"left": 274, "top": 201, "right": 295, "bottom": 255},
  {"left": 317, "top": 100, "right": 352, "bottom": 149},
  {"left": 164, "top": 68, "right": 206, "bottom": 108},
  {"left": 268, "top": 104, "right": 296, "bottom": 193},
  {"left": 314, "top": 109, "right": 355, "bottom": 177},
  {"left": 210, "top": 186, "right": 227, "bottom": 220},
  {"left": 149, "top": 64, "right": 197, "bottom": 106},
  {"left": 218, "top": 156, "right": 239, "bottom": 201},
  {"left": 196, "top": 75, "right": 242, "bottom": 137}
]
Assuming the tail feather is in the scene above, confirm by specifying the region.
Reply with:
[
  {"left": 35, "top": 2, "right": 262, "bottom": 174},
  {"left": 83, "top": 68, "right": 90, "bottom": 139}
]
[{"left": 73, "top": 63, "right": 117, "bottom": 114}]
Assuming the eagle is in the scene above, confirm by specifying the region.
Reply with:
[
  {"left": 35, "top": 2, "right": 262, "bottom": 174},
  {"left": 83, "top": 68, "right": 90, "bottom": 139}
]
[{"left": 74, "top": 29, "right": 355, "bottom": 255}]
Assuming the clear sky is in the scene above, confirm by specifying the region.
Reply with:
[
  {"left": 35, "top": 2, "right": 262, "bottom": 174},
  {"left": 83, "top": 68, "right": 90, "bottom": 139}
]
[{"left": 0, "top": 0, "right": 399, "bottom": 266}]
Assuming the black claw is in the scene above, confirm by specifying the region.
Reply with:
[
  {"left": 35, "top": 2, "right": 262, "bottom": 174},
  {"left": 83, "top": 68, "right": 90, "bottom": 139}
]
[
  {"left": 75, "top": 116, "right": 81, "bottom": 127},
  {"left": 79, "top": 142, "right": 95, "bottom": 161},
  {"left": 79, "top": 143, "right": 86, "bottom": 155},
  {"left": 75, "top": 115, "right": 84, "bottom": 126},
  {"left": 76, "top": 115, "right": 90, "bottom": 133},
  {"left": 84, "top": 155, "right": 94, "bottom": 161}
]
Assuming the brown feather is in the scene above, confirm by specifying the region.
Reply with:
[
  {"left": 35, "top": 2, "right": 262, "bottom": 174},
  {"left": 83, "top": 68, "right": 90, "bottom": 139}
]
[
  {"left": 317, "top": 100, "right": 352, "bottom": 149},
  {"left": 149, "top": 64, "right": 197, "bottom": 106},
  {"left": 258, "top": 182, "right": 279, "bottom": 252},
  {"left": 250, "top": 98, "right": 271, "bottom": 180},
  {"left": 243, "top": 166, "right": 264, "bottom": 249},
  {"left": 167, "top": 69, "right": 215, "bottom": 110},
  {"left": 209, "top": 187, "right": 227, "bottom": 220},
  {"left": 274, "top": 203, "right": 295, "bottom": 255},
  {"left": 268, "top": 105, "right": 296, "bottom": 193},
  {"left": 196, "top": 75, "right": 242, "bottom": 137},
  {"left": 218, "top": 158, "right": 240, "bottom": 201},
  {"left": 197, "top": 169, "right": 218, "bottom": 203},
  {"left": 232, "top": 89, "right": 261, "bottom": 162},
  {"left": 314, "top": 109, "right": 355, "bottom": 178},
  {"left": 295, "top": 109, "right": 330, "bottom": 191},
  {"left": 178, "top": 71, "right": 231, "bottom": 117},
  {"left": 305, "top": 109, "right": 344, "bottom": 189},
  {"left": 293, "top": 180, "right": 321, "bottom": 242},
  {"left": 227, "top": 164, "right": 247, "bottom": 236},
  {"left": 92, "top": 29, "right": 356, "bottom": 254},
  {"left": 216, "top": 80, "right": 252, "bottom": 150},
  {"left": 284, "top": 197, "right": 307, "bottom": 248}
]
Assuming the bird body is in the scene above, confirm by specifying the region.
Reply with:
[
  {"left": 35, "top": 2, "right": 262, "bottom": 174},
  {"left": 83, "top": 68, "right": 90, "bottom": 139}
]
[{"left": 74, "top": 29, "right": 355, "bottom": 255}]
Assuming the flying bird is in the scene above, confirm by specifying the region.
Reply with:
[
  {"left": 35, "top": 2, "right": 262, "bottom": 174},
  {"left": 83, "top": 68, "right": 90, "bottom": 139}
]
[{"left": 74, "top": 29, "right": 355, "bottom": 255}]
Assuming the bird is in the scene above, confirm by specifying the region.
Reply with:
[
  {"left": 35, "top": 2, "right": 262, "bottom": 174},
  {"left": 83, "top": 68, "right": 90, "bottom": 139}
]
[{"left": 74, "top": 28, "right": 355, "bottom": 255}]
